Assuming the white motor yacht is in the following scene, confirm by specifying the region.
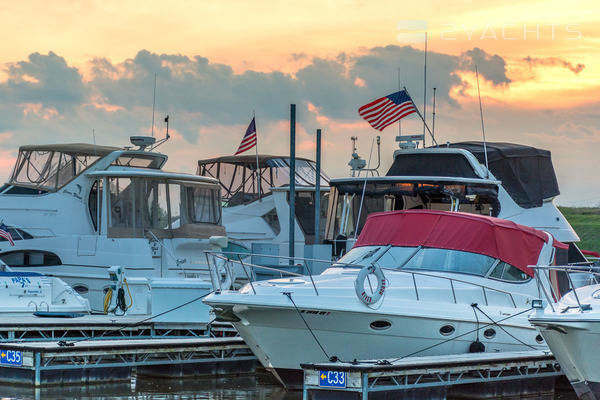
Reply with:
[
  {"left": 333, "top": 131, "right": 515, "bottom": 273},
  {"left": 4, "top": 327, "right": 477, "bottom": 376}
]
[
  {"left": 529, "top": 265, "right": 600, "bottom": 400},
  {"left": 0, "top": 138, "right": 229, "bottom": 322},
  {"left": 327, "top": 140, "right": 584, "bottom": 261},
  {"left": 197, "top": 155, "right": 331, "bottom": 275},
  {"left": 204, "top": 209, "right": 568, "bottom": 386}
]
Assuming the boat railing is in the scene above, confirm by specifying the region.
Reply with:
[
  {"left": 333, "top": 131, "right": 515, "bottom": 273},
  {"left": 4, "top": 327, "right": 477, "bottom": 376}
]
[
  {"left": 531, "top": 264, "right": 600, "bottom": 313},
  {"left": 204, "top": 251, "right": 519, "bottom": 307},
  {"left": 378, "top": 266, "right": 518, "bottom": 308}
]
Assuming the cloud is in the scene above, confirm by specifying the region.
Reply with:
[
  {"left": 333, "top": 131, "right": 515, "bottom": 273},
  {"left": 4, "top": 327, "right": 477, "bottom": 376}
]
[
  {"left": 0, "top": 48, "right": 596, "bottom": 205},
  {"left": 459, "top": 47, "right": 511, "bottom": 85},
  {"left": 0, "top": 52, "right": 85, "bottom": 111},
  {"left": 522, "top": 56, "right": 585, "bottom": 75}
]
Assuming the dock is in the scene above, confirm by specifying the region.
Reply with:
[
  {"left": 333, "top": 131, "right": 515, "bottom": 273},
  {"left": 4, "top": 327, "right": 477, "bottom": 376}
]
[
  {"left": 0, "top": 336, "right": 257, "bottom": 386},
  {"left": 0, "top": 316, "right": 236, "bottom": 341},
  {"left": 301, "top": 350, "right": 563, "bottom": 399}
]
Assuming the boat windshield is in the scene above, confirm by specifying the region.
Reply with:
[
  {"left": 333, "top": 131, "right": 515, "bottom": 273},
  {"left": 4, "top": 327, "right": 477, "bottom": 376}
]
[
  {"left": 106, "top": 177, "right": 221, "bottom": 238},
  {"left": 327, "top": 180, "right": 499, "bottom": 239},
  {"left": 8, "top": 146, "right": 164, "bottom": 193},
  {"left": 198, "top": 156, "right": 329, "bottom": 206},
  {"left": 335, "top": 245, "right": 529, "bottom": 281},
  {"left": 9, "top": 149, "right": 102, "bottom": 192}
]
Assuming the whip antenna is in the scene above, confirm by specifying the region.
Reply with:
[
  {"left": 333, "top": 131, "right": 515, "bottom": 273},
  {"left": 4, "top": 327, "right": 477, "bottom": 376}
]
[
  {"left": 475, "top": 66, "right": 489, "bottom": 178},
  {"left": 151, "top": 73, "right": 157, "bottom": 137}
]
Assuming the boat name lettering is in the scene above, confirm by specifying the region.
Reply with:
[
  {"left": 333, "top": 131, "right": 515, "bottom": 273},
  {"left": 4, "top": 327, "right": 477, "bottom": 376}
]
[{"left": 11, "top": 277, "right": 31, "bottom": 288}]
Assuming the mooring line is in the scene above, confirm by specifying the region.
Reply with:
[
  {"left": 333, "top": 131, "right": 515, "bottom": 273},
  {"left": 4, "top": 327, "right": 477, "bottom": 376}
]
[
  {"left": 283, "top": 291, "right": 332, "bottom": 361},
  {"left": 384, "top": 306, "right": 534, "bottom": 364},
  {"left": 472, "top": 304, "right": 537, "bottom": 350},
  {"left": 55, "top": 290, "right": 216, "bottom": 346}
]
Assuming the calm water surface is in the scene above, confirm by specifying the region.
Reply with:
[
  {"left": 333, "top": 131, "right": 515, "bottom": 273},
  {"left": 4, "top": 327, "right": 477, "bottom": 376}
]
[
  {"left": 1, "top": 374, "right": 301, "bottom": 400},
  {"left": 0, "top": 374, "right": 578, "bottom": 399}
]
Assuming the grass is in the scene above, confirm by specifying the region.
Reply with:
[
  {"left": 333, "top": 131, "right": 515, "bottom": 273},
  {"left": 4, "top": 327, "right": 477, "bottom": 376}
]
[{"left": 558, "top": 207, "right": 600, "bottom": 253}]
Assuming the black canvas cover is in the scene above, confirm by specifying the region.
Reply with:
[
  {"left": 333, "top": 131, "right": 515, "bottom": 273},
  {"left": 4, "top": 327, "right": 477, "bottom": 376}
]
[
  {"left": 439, "top": 142, "right": 560, "bottom": 208},
  {"left": 386, "top": 153, "right": 479, "bottom": 178}
]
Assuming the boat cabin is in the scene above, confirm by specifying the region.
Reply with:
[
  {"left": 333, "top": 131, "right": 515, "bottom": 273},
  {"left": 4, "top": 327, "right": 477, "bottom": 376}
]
[{"left": 0, "top": 143, "right": 223, "bottom": 239}]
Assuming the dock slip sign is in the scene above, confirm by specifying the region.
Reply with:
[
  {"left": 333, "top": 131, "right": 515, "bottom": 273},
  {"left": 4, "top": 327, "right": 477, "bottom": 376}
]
[
  {"left": 0, "top": 350, "right": 22, "bottom": 366},
  {"left": 318, "top": 370, "right": 346, "bottom": 388}
]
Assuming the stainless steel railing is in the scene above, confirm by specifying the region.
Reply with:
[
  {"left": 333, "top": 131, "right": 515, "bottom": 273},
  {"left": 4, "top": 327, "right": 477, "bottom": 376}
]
[
  {"left": 204, "top": 250, "right": 520, "bottom": 307},
  {"left": 531, "top": 265, "right": 600, "bottom": 313}
]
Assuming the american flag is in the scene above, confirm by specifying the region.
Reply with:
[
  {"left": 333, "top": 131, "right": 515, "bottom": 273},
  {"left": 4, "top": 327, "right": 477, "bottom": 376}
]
[
  {"left": 234, "top": 117, "right": 257, "bottom": 155},
  {"left": 0, "top": 223, "right": 14, "bottom": 246},
  {"left": 358, "top": 90, "right": 417, "bottom": 131}
]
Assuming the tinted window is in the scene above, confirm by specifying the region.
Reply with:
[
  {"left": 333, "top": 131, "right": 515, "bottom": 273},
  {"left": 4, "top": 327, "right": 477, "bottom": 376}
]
[
  {"left": 403, "top": 248, "right": 496, "bottom": 276},
  {"left": 0, "top": 228, "right": 33, "bottom": 242},
  {"left": 0, "top": 251, "right": 61, "bottom": 267},
  {"left": 488, "top": 261, "right": 529, "bottom": 282}
]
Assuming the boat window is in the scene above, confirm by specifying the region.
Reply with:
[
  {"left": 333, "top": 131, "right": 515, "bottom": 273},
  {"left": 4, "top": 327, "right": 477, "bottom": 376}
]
[
  {"left": 375, "top": 246, "right": 419, "bottom": 268},
  {"left": 335, "top": 246, "right": 384, "bottom": 267},
  {"left": 488, "top": 261, "right": 529, "bottom": 281},
  {"left": 147, "top": 180, "right": 169, "bottom": 229},
  {"left": 112, "top": 154, "right": 163, "bottom": 169},
  {"left": 0, "top": 251, "right": 61, "bottom": 267},
  {"left": 88, "top": 180, "right": 103, "bottom": 231},
  {"left": 108, "top": 177, "right": 221, "bottom": 238},
  {"left": 9, "top": 149, "right": 100, "bottom": 192},
  {"left": 327, "top": 180, "right": 500, "bottom": 239},
  {"left": 288, "top": 191, "right": 329, "bottom": 244},
  {"left": 262, "top": 208, "right": 281, "bottom": 235},
  {"left": 403, "top": 248, "right": 497, "bottom": 277},
  {"left": 0, "top": 227, "right": 33, "bottom": 242},
  {"left": 186, "top": 184, "right": 221, "bottom": 224},
  {"left": 198, "top": 157, "right": 329, "bottom": 207}
]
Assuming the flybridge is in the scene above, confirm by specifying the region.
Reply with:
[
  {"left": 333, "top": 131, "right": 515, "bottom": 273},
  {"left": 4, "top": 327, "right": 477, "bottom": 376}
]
[{"left": 5, "top": 143, "right": 167, "bottom": 193}]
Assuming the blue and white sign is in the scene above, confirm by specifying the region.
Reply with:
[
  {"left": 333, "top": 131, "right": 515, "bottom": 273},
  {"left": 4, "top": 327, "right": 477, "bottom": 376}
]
[
  {"left": 318, "top": 370, "right": 346, "bottom": 388},
  {"left": 0, "top": 349, "right": 22, "bottom": 366}
]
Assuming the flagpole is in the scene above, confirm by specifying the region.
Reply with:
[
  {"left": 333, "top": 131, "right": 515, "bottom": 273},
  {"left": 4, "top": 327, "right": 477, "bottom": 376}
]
[
  {"left": 403, "top": 86, "right": 437, "bottom": 145},
  {"left": 397, "top": 68, "right": 402, "bottom": 138},
  {"left": 253, "top": 110, "right": 261, "bottom": 201},
  {"left": 423, "top": 32, "right": 428, "bottom": 148}
]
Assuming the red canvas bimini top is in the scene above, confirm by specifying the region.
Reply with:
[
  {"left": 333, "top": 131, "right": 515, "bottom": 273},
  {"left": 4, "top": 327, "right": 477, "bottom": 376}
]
[{"left": 354, "top": 210, "right": 568, "bottom": 277}]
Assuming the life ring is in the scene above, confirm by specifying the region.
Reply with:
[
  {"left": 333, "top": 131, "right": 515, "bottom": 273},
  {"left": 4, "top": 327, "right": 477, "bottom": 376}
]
[{"left": 354, "top": 264, "right": 387, "bottom": 305}]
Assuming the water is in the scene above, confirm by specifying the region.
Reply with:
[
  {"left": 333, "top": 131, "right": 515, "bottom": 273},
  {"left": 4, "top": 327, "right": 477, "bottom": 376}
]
[
  {"left": 1, "top": 374, "right": 301, "bottom": 400},
  {"left": 0, "top": 374, "right": 578, "bottom": 399}
]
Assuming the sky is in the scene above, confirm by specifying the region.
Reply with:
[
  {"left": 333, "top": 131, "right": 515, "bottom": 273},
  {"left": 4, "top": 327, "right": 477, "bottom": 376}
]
[{"left": 0, "top": 0, "right": 598, "bottom": 206}]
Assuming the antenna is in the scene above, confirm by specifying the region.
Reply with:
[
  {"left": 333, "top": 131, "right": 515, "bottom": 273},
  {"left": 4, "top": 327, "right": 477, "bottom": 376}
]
[
  {"left": 475, "top": 66, "right": 489, "bottom": 178},
  {"left": 423, "top": 31, "right": 428, "bottom": 147},
  {"left": 92, "top": 128, "right": 97, "bottom": 157},
  {"left": 151, "top": 73, "right": 157, "bottom": 137},
  {"left": 432, "top": 87, "right": 437, "bottom": 142}
]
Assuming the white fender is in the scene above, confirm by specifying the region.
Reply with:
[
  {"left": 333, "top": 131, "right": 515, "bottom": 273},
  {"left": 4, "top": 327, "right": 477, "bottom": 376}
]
[
  {"left": 214, "top": 257, "right": 234, "bottom": 290},
  {"left": 354, "top": 264, "right": 387, "bottom": 305}
]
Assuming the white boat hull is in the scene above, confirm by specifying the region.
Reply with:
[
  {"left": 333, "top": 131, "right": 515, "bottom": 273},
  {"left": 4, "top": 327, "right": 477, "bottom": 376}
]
[{"left": 231, "top": 303, "right": 545, "bottom": 373}]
